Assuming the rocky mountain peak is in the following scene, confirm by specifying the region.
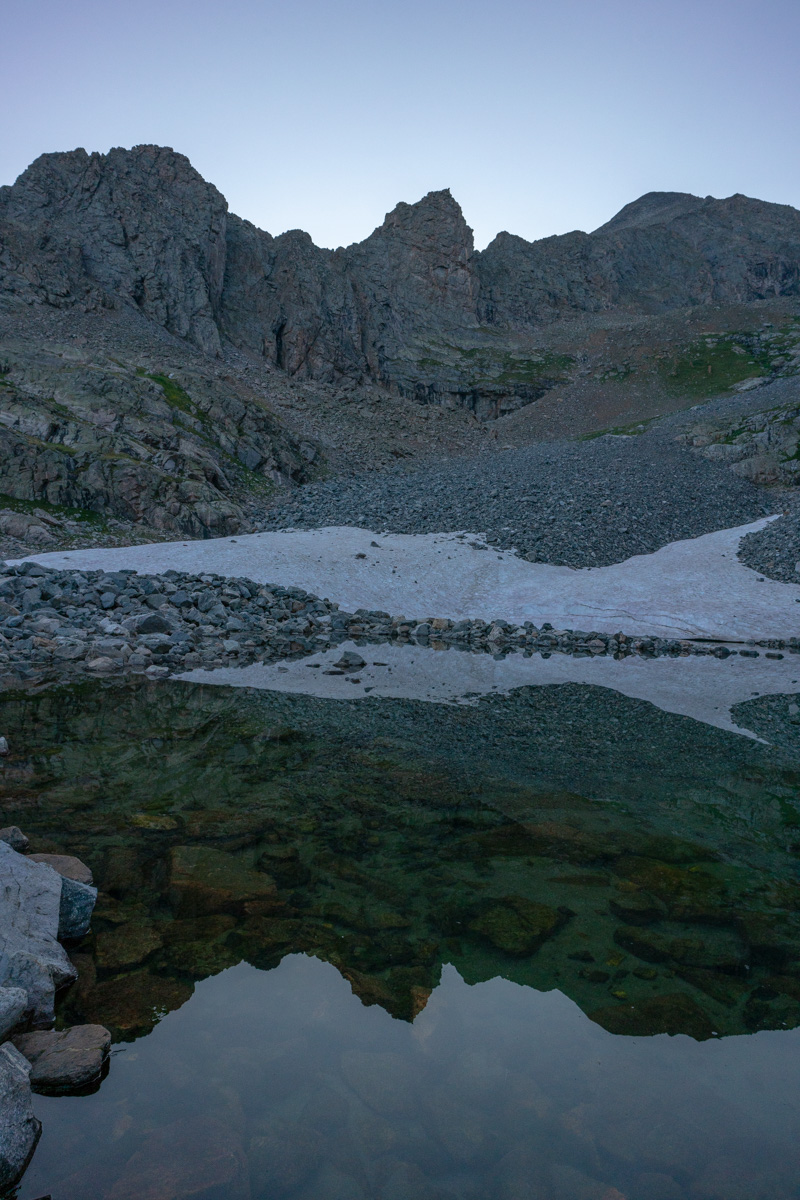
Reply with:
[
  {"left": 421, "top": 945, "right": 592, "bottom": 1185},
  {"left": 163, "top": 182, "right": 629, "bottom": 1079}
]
[
  {"left": 594, "top": 191, "right": 704, "bottom": 234},
  {"left": 2, "top": 144, "right": 800, "bottom": 402}
]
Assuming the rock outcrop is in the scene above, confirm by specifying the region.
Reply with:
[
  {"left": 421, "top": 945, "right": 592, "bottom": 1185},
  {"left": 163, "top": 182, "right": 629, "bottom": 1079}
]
[
  {"left": 3, "top": 148, "right": 800, "bottom": 416},
  {"left": 0, "top": 841, "right": 80, "bottom": 1025},
  {"left": 0, "top": 1043, "right": 40, "bottom": 1191}
]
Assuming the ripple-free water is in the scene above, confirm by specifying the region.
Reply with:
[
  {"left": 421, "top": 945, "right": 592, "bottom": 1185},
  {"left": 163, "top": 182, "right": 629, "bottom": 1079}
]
[{"left": 3, "top": 670, "right": 800, "bottom": 1199}]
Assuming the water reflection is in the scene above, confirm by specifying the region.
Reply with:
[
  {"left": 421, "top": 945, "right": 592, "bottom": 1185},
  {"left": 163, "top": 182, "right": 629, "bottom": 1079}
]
[
  {"left": 2, "top": 676, "right": 800, "bottom": 1197},
  {"left": 21, "top": 959, "right": 800, "bottom": 1200}
]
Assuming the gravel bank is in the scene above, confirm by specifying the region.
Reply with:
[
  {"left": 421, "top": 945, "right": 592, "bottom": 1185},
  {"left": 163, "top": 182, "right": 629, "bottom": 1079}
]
[
  {"left": 1, "top": 561, "right": 797, "bottom": 689},
  {"left": 264, "top": 434, "right": 771, "bottom": 567},
  {"left": 738, "top": 495, "right": 800, "bottom": 583}
]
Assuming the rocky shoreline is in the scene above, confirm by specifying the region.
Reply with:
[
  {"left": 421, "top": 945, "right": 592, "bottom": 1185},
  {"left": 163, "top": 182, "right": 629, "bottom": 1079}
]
[
  {"left": 1, "top": 560, "right": 798, "bottom": 690},
  {"left": 0, "top": 828, "right": 109, "bottom": 1191}
]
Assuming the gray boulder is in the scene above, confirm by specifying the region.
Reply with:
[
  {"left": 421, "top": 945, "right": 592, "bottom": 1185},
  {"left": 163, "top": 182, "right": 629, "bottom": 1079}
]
[
  {"left": 0, "top": 987, "right": 27, "bottom": 1039},
  {"left": 123, "top": 611, "right": 173, "bottom": 635},
  {"left": 25, "top": 853, "right": 97, "bottom": 939},
  {"left": 58, "top": 876, "right": 98, "bottom": 941},
  {"left": 0, "top": 1042, "right": 41, "bottom": 1192},
  {"left": 0, "top": 842, "right": 77, "bottom": 1026}
]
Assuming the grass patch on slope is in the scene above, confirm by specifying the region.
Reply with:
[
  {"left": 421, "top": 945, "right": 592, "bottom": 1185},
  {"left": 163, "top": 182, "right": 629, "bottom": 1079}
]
[{"left": 659, "top": 324, "right": 800, "bottom": 400}]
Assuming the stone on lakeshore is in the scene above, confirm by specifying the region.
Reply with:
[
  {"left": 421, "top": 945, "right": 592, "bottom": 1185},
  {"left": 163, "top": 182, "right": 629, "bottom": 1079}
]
[
  {"left": 13, "top": 1024, "right": 111, "bottom": 1095},
  {"left": 0, "top": 737, "right": 9, "bottom": 756},
  {"left": 0, "top": 987, "right": 28, "bottom": 1039},
  {"left": 86, "top": 655, "right": 116, "bottom": 672},
  {"left": 0, "top": 825, "right": 29, "bottom": 852},
  {"left": 124, "top": 611, "right": 172, "bottom": 634},
  {"left": 0, "top": 842, "right": 77, "bottom": 1026},
  {"left": 28, "top": 853, "right": 93, "bottom": 885},
  {"left": 0, "top": 1043, "right": 40, "bottom": 1192}
]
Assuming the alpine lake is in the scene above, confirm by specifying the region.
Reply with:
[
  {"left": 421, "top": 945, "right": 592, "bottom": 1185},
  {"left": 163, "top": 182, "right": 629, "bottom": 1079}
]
[{"left": 3, "top": 655, "right": 800, "bottom": 1200}]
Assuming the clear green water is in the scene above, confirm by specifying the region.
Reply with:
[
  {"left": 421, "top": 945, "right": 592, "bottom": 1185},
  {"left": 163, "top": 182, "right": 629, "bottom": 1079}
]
[{"left": 3, "top": 676, "right": 800, "bottom": 1199}]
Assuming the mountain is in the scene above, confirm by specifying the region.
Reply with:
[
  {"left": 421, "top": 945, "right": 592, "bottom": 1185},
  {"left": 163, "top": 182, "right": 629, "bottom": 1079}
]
[
  {"left": 1, "top": 145, "right": 799, "bottom": 542},
  {"left": 3, "top": 146, "right": 799, "bottom": 414}
]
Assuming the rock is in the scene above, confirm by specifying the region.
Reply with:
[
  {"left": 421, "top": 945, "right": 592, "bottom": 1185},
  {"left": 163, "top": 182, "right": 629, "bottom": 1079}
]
[
  {"left": 335, "top": 651, "right": 366, "bottom": 670},
  {"left": 248, "top": 1120, "right": 324, "bottom": 1196},
  {"left": 169, "top": 845, "right": 277, "bottom": 915},
  {"left": 0, "top": 737, "right": 8, "bottom": 756},
  {"left": 588, "top": 993, "right": 714, "bottom": 1040},
  {"left": 86, "top": 655, "right": 117, "bottom": 672},
  {"left": 124, "top": 611, "right": 173, "bottom": 635},
  {"left": 95, "top": 921, "right": 163, "bottom": 969},
  {"left": 26, "top": 852, "right": 97, "bottom": 938},
  {"left": 339, "top": 1050, "right": 418, "bottom": 1117},
  {"left": 58, "top": 875, "right": 98, "bottom": 940},
  {"left": 13, "top": 1023, "right": 111, "bottom": 1094},
  {"left": 77, "top": 970, "right": 193, "bottom": 1041},
  {"left": 0, "top": 825, "right": 28, "bottom": 852},
  {"left": 469, "top": 896, "right": 568, "bottom": 956},
  {"left": 0, "top": 986, "right": 27, "bottom": 1039},
  {"left": 106, "top": 1116, "right": 249, "bottom": 1200},
  {"left": 28, "top": 853, "right": 93, "bottom": 885},
  {"left": 0, "top": 841, "right": 77, "bottom": 1026},
  {"left": 0, "top": 1042, "right": 41, "bottom": 1192}
]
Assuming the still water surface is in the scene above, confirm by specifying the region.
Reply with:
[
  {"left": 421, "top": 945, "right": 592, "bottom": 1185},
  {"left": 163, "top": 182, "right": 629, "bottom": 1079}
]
[{"left": 2, "top": 671, "right": 800, "bottom": 1199}]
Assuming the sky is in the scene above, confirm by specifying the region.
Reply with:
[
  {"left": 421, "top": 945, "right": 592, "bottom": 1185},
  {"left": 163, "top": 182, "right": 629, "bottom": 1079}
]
[{"left": 3, "top": 0, "right": 799, "bottom": 250}]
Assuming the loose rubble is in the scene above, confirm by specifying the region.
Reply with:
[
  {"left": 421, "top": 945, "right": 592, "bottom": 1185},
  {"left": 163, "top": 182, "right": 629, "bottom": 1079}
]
[{"left": 1, "top": 559, "right": 798, "bottom": 689}]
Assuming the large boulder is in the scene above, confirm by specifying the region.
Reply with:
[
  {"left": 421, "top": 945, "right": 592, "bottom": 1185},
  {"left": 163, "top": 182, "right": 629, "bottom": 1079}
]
[
  {"left": 0, "top": 841, "right": 77, "bottom": 1025},
  {"left": 27, "top": 852, "right": 98, "bottom": 940},
  {"left": 0, "top": 1042, "right": 41, "bottom": 1192},
  {"left": 0, "top": 986, "right": 27, "bottom": 1039}
]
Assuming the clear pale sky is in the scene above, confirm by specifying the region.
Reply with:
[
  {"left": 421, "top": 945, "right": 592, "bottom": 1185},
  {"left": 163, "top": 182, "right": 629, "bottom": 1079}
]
[{"left": 4, "top": 0, "right": 799, "bottom": 249}]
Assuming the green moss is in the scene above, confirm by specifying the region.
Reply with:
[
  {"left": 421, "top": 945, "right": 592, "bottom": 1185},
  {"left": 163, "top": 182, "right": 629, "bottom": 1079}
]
[
  {"left": 418, "top": 344, "right": 574, "bottom": 389},
  {"left": 659, "top": 326, "right": 799, "bottom": 399},
  {"left": 146, "top": 372, "right": 209, "bottom": 425},
  {"left": 0, "top": 492, "right": 107, "bottom": 527}
]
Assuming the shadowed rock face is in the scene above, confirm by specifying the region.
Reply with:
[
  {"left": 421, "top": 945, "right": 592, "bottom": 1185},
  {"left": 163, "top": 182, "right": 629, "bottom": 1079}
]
[
  {"left": 3, "top": 148, "right": 799, "bottom": 408},
  {"left": 0, "top": 146, "right": 227, "bottom": 354}
]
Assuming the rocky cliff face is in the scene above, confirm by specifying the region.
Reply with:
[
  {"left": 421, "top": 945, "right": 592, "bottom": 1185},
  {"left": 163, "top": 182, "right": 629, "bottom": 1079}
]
[
  {"left": 0, "top": 147, "right": 227, "bottom": 353},
  {"left": 3, "top": 147, "right": 799, "bottom": 417},
  {"left": 478, "top": 192, "right": 800, "bottom": 329}
]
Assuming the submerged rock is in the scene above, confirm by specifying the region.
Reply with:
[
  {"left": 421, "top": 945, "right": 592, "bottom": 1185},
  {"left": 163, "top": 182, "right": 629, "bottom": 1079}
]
[
  {"left": 0, "top": 826, "right": 29, "bottom": 852},
  {"left": 589, "top": 993, "right": 714, "bottom": 1040},
  {"left": 28, "top": 852, "right": 93, "bottom": 885},
  {"left": 469, "top": 896, "right": 569, "bottom": 956},
  {"left": 13, "top": 1023, "right": 111, "bottom": 1095},
  {"left": 0, "top": 1042, "right": 41, "bottom": 1192},
  {"left": 106, "top": 1116, "right": 249, "bottom": 1200}
]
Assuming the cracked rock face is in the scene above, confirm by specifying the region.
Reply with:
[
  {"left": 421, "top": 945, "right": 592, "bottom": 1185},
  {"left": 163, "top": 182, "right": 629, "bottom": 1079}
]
[
  {"left": 0, "top": 1042, "right": 41, "bottom": 1191},
  {"left": 0, "top": 841, "right": 78, "bottom": 1026}
]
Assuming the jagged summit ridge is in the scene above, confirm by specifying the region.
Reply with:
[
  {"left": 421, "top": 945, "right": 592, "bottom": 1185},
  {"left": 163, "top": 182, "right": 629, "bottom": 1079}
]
[{"left": 2, "top": 145, "right": 799, "bottom": 402}]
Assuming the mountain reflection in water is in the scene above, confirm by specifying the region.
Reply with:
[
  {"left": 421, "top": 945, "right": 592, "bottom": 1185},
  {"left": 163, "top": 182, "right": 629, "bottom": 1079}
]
[{"left": 3, "top": 676, "right": 800, "bottom": 1199}]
